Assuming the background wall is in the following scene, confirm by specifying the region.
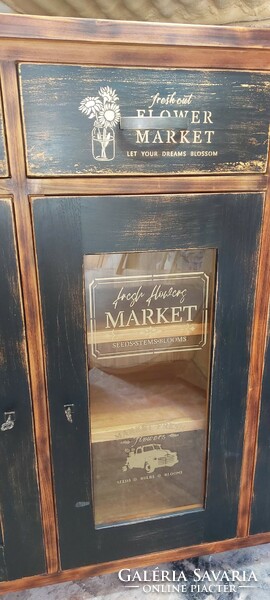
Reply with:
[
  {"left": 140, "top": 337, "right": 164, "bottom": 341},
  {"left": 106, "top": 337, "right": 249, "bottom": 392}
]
[{"left": 1, "top": 0, "right": 270, "bottom": 26}]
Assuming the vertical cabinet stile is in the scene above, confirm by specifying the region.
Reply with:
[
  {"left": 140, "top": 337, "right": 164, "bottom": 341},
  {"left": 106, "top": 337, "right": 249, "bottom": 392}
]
[
  {"left": 0, "top": 198, "right": 45, "bottom": 580},
  {"left": 0, "top": 59, "right": 59, "bottom": 576}
]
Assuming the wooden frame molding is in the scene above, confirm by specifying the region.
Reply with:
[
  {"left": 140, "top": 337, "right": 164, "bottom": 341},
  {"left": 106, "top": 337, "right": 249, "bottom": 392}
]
[
  {"left": 0, "top": 14, "right": 270, "bottom": 48},
  {"left": 1, "top": 533, "right": 270, "bottom": 595},
  {"left": 26, "top": 175, "right": 268, "bottom": 196},
  {"left": 0, "top": 61, "right": 59, "bottom": 574},
  {"left": 238, "top": 151, "right": 270, "bottom": 536}
]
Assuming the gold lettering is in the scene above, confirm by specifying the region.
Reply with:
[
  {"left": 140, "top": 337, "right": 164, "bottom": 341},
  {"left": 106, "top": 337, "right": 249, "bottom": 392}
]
[
  {"left": 105, "top": 311, "right": 124, "bottom": 328},
  {"left": 203, "top": 111, "right": 213, "bottom": 124},
  {"left": 191, "top": 110, "right": 200, "bottom": 124},
  {"left": 156, "top": 307, "right": 169, "bottom": 323},
  {"left": 142, "top": 308, "right": 155, "bottom": 325},
  {"left": 171, "top": 306, "right": 183, "bottom": 322},
  {"left": 182, "top": 305, "right": 198, "bottom": 322},
  {"left": 166, "top": 130, "right": 176, "bottom": 143},
  {"left": 205, "top": 130, "right": 215, "bottom": 143},
  {"left": 126, "top": 310, "right": 140, "bottom": 327},
  {"left": 179, "top": 130, "right": 190, "bottom": 143},
  {"left": 160, "top": 109, "right": 171, "bottom": 117},
  {"left": 152, "top": 130, "right": 163, "bottom": 144},
  {"left": 193, "top": 130, "right": 202, "bottom": 144},
  {"left": 136, "top": 130, "right": 150, "bottom": 144}
]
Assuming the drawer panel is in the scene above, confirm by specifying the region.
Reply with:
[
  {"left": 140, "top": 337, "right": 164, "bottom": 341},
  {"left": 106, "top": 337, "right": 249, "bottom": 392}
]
[{"left": 19, "top": 65, "right": 270, "bottom": 177}]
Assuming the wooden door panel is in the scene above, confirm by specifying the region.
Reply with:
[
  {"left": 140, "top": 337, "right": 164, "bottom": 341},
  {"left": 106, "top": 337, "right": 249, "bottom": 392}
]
[{"left": 32, "top": 192, "right": 263, "bottom": 569}]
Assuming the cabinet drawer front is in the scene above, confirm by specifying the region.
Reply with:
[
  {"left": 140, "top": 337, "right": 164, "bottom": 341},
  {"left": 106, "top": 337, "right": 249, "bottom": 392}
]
[
  {"left": 32, "top": 192, "right": 263, "bottom": 569},
  {"left": 19, "top": 65, "right": 270, "bottom": 177},
  {"left": 0, "top": 199, "right": 45, "bottom": 580}
]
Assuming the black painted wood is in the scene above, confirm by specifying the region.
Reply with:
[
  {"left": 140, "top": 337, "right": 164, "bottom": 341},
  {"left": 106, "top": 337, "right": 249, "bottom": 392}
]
[
  {"left": 19, "top": 65, "right": 270, "bottom": 176},
  {"left": 0, "top": 94, "right": 8, "bottom": 177},
  {"left": 0, "top": 523, "right": 7, "bottom": 582},
  {"left": 0, "top": 547, "right": 7, "bottom": 583},
  {"left": 32, "top": 192, "right": 263, "bottom": 569},
  {"left": 251, "top": 317, "right": 270, "bottom": 534},
  {"left": 0, "top": 199, "right": 45, "bottom": 580}
]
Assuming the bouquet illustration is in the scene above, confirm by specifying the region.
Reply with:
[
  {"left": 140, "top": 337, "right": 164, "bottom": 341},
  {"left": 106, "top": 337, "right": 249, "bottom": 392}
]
[{"left": 79, "top": 86, "right": 120, "bottom": 162}]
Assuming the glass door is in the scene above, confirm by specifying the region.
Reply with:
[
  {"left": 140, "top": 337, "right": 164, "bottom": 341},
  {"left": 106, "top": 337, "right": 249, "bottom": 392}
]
[
  {"left": 84, "top": 249, "right": 216, "bottom": 526},
  {"left": 32, "top": 192, "right": 263, "bottom": 569}
]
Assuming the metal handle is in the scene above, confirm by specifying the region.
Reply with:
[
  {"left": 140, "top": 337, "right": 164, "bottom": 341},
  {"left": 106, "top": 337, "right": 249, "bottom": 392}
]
[
  {"left": 1, "top": 411, "right": 15, "bottom": 432},
  {"left": 119, "top": 116, "right": 189, "bottom": 130},
  {"left": 64, "top": 404, "right": 74, "bottom": 424}
]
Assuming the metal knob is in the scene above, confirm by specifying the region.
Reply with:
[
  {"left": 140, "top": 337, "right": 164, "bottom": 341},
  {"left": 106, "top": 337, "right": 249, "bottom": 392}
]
[
  {"left": 64, "top": 404, "right": 74, "bottom": 423},
  {"left": 1, "top": 411, "right": 15, "bottom": 432}
]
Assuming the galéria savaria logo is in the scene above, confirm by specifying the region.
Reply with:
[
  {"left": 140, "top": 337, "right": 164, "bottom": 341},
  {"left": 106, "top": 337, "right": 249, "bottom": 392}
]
[
  {"left": 118, "top": 566, "right": 258, "bottom": 595},
  {"left": 79, "top": 86, "right": 120, "bottom": 162}
]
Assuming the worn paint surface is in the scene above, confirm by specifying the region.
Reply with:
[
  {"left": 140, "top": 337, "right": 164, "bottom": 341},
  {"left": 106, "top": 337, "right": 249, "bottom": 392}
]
[
  {"left": 19, "top": 65, "right": 270, "bottom": 176},
  {"left": 0, "top": 96, "right": 8, "bottom": 177},
  {"left": 251, "top": 310, "right": 270, "bottom": 534},
  {"left": 0, "top": 522, "right": 7, "bottom": 581},
  {"left": 0, "top": 199, "right": 45, "bottom": 580},
  {"left": 32, "top": 192, "right": 263, "bottom": 569}
]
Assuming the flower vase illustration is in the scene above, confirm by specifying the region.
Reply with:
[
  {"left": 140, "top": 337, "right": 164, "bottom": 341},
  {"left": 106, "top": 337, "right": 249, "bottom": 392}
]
[
  {"left": 92, "top": 125, "right": 115, "bottom": 161},
  {"left": 79, "top": 86, "right": 120, "bottom": 162}
]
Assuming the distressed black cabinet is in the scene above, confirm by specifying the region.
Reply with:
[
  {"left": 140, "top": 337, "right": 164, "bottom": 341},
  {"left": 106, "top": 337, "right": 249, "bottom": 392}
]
[
  {"left": 1, "top": 14, "right": 270, "bottom": 594},
  {"left": 0, "top": 199, "right": 45, "bottom": 581}
]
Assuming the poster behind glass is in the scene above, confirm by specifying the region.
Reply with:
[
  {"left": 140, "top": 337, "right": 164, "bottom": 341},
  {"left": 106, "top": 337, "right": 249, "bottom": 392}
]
[{"left": 84, "top": 249, "right": 216, "bottom": 526}]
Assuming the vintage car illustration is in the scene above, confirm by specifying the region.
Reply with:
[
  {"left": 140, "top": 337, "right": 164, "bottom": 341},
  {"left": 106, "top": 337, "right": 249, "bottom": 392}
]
[{"left": 122, "top": 443, "right": 178, "bottom": 474}]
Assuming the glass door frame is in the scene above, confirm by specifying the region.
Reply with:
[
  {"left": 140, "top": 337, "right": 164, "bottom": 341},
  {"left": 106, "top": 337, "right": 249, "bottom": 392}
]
[{"left": 32, "top": 192, "right": 263, "bottom": 569}]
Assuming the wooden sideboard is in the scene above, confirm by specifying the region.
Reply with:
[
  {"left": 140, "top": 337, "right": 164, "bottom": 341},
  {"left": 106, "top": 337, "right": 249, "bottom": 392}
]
[{"left": 1, "top": 13, "right": 270, "bottom": 594}]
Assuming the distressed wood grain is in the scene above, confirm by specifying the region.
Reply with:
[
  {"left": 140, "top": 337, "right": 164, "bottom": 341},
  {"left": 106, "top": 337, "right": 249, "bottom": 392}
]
[
  {"left": 0, "top": 61, "right": 59, "bottom": 575},
  {"left": 250, "top": 303, "right": 270, "bottom": 534},
  {"left": 0, "top": 94, "right": 8, "bottom": 177},
  {"left": 0, "top": 198, "right": 45, "bottom": 580},
  {"left": 19, "top": 65, "right": 270, "bottom": 176},
  {"left": 1, "top": 14, "right": 270, "bottom": 48},
  {"left": 237, "top": 162, "right": 270, "bottom": 537},
  {"left": 27, "top": 174, "right": 268, "bottom": 195},
  {"left": 1, "top": 531, "right": 270, "bottom": 594},
  {"left": 1, "top": 41, "right": 270, "bottom": 71}
]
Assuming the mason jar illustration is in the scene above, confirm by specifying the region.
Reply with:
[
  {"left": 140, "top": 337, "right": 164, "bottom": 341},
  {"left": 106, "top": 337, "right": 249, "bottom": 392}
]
[
  {"left": 92, "top": 125, "right": 115, "bottom": 161},
  {"left": 79, "top": 87, "right": 120, "bottom": 163}
]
